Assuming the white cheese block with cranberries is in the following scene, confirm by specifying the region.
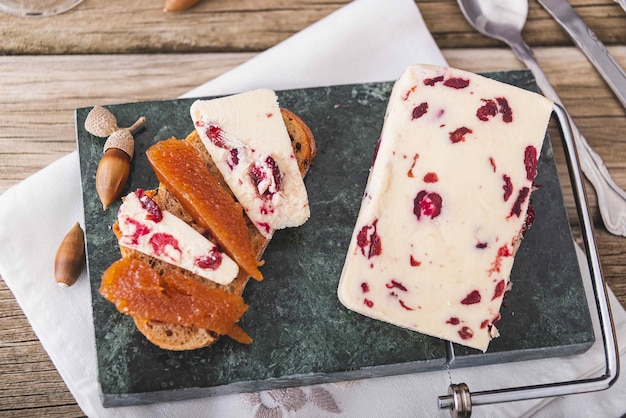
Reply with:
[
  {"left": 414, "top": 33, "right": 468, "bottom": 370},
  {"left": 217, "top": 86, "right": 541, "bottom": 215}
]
[
  {"left": 190, "top": 89, "right": 310, "bottom": 239},
  {"left": 337, "top": 64, "right": 554, "bottom": 351},
  {"left": 117, "top": 189, "right": 239, "bottom": 285}
]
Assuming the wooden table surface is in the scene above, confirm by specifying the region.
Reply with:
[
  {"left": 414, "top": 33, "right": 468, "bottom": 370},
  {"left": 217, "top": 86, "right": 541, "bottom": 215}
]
[{"left": 0, "top": 0, "right": 624, "bottom": 415}]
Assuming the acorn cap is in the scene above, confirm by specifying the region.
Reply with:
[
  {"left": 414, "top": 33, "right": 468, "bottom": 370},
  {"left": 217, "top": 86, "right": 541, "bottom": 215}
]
[
  {"left": 104, "top": 130, "right": 135, "bottom": 160},
  {"left": 85, "top": 105, "right": 119, "bottom": 137}
]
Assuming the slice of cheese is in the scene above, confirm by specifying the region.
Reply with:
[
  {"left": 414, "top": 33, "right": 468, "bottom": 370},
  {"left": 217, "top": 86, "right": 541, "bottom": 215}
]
[
  {"left": 190, "top": 89, "right": 310, "bottom": 239},
  {"left": 337, "top": 64, "right": 554, "bottom": 351},
  {"left": 117, "top": 189, "right": 239, "bottom": 286}
]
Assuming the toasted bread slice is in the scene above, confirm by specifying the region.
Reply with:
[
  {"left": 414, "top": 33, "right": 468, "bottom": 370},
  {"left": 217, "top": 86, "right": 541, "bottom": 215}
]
[{"left": 115, "top": 108, "right": 316, "bottom": 350}]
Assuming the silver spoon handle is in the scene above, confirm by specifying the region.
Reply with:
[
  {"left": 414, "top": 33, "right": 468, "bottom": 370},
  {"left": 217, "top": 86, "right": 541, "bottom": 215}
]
[{"left": 511, "top": 40, "right": 626, "bottom": 236}]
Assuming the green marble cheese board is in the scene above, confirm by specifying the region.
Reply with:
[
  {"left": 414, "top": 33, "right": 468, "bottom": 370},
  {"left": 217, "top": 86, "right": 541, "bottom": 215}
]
[{"left": 76, "top": 70, "right": 594, "bottom": 407}]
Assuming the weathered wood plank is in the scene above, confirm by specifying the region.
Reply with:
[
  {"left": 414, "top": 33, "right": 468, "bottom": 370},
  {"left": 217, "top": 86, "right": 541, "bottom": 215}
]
[
  {"left": 0, "top": 0, "right": 348, "bottom": 54},
  {"left": 2, "top": 48, "right": 625, "bottom": 231},
  {"left": 1, "top": 47, "right": 624, "bottom": 195},
  {"left": 0, "top": 53, "right": 253, "bottom": 194},
  {"left": 0, "top": 0, "right": 624, "bottom": 55},
  {"left": 0, "top": 282, "right": 84, "bottom": 416}
]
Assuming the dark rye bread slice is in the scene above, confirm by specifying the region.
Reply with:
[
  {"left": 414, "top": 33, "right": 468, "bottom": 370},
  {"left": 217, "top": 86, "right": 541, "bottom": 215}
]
[{"left": 115, "top": 108, "right": 317, "bottom": 351}]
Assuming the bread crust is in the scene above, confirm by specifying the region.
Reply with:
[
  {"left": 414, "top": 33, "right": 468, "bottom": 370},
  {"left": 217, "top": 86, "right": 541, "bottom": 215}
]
[{"left": 114, "top": 108, "right": 316, "bottom": 350}]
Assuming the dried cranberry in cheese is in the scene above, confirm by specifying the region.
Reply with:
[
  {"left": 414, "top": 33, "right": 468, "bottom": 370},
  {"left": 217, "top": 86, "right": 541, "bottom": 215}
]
[
  {"left": 337, "top": 64, "right": 553, "bottom": 352},
  {"left": 190, "top": 89, "right": 310, "bottom": 239}
]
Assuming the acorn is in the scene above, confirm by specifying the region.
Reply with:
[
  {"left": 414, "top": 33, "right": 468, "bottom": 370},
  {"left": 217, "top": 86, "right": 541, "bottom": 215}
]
[
  {"left": 95, "top": 125, "right": 140, "bottom": 210},
  {"left": 54, "top": 222, "right": 86, "bottom": 288},
  {"left": 163, "top": 0, "right": 200, "bottom": 12},
  {"left": 85, "top": 106, "right": 145, "bottom": 210}
]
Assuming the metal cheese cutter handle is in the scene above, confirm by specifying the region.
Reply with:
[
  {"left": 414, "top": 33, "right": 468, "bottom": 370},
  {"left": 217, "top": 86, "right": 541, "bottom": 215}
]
[{"left": 437, "top": 104, "right": 620, "bottom": 417}]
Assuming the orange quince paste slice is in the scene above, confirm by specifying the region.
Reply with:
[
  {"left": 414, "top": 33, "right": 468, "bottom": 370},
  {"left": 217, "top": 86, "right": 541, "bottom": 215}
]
[
  {"left": 100, "top": 258, "right": 252, "bottom": 344},
  {"left": 147, "top": 138, "right": 262, "bottom": 281}
]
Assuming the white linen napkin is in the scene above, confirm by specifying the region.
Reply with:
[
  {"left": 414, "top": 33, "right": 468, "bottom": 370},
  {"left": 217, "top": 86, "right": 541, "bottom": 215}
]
[{"left": 0, "top": 0, "right": 623, "bottom": 416}]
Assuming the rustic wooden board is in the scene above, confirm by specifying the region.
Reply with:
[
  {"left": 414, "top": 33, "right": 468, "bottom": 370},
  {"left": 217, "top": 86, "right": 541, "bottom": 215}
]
[{"left": 0, "top": 0, "right": 624, "bottom": 55}]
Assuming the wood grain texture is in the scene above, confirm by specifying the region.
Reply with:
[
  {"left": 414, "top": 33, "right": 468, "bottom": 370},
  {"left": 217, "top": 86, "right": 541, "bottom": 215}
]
[
  {"left": 0, "top": 53, "right": 253, "bottom": 195},
  {"left": 0, "top": 1, "right": 625, "bottom": 415},
  {"left": 0, "top": 0, "right": 348, "bottom": 54},
  {"left": 0, "top": 0, "right": 624, "bottom": 54},
  {"left": 1, "top": 48, "right": 624, "bottom": 197}
]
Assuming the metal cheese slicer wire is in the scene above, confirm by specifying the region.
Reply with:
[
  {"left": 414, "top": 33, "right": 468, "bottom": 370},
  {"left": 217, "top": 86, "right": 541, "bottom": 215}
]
[
  {"left": 438, "top": 105, "right": 620, "bottom": 418},
  {"left": 434, "top": 1, "right": 622, "bottom": 417},
  {"left": 456, "top": 0, "right": 626, "bottom": 238}
]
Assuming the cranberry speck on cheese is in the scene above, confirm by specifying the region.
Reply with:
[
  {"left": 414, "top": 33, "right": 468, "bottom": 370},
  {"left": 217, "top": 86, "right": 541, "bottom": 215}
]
[{"left": 337, "top": 64, "right": 554, "bottom": 352}]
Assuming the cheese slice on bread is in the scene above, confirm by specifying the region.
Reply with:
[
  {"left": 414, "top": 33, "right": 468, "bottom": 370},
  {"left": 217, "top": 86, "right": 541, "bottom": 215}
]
[
  {"left": 190, "top": 89, "right": 312, "bottom": 239},
  {"left": 105, "top": 108, "right": 316, "bottom": 351}
]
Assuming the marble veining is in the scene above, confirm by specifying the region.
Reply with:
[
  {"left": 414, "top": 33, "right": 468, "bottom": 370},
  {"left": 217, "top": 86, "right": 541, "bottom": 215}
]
[{"left": 76, "top": 71, "right": 593, "bottom": 407}]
